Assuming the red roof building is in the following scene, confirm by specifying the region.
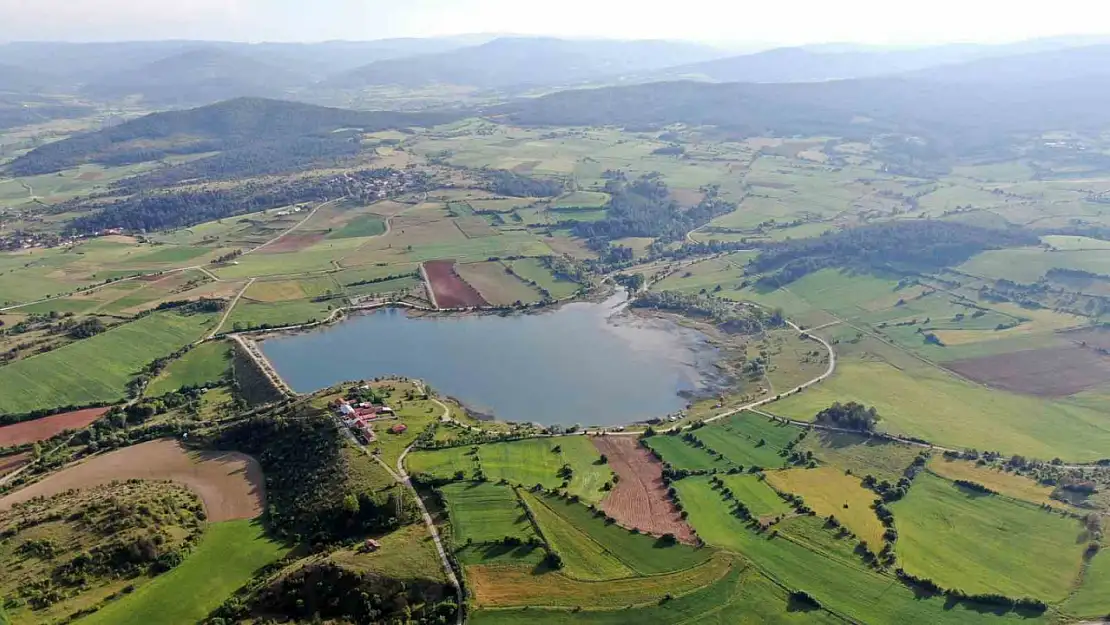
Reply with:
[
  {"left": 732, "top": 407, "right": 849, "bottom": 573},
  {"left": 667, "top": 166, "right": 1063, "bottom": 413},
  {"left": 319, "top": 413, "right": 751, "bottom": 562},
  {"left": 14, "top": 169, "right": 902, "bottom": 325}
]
[{"left": 390, "top": 423, "right": 408, "bottom": 434}]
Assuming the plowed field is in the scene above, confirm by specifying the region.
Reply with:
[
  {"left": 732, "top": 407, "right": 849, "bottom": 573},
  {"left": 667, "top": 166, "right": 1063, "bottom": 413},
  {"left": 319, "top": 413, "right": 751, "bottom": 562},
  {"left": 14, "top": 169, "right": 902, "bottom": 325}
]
[
  {"left": 424, "top": 260, "right": 488, "bottom": 308},
  {"left": 0, "top": 406, "right": 111, "bottom": 446},
  {"left": 945, "top": 345, "right": 1110, "bottom": 396},
  {"left": 0, "top": 452, "right": 29, "bottom": 477},
  {"left": 592, "top": 436, "right": 694, "bottom": 543},
  {"left": 0, "top": 439, "right": 264, "bottom": 521}
]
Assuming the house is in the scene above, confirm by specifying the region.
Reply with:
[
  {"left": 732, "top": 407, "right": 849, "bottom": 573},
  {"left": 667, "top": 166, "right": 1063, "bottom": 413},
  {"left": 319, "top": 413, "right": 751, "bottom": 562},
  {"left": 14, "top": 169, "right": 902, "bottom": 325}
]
[
  {"left": 390, "top": 423, "right": 408, "bottom": 434},
  {"left": 378, "top": 406, "right": 395, "bottom": 415}
]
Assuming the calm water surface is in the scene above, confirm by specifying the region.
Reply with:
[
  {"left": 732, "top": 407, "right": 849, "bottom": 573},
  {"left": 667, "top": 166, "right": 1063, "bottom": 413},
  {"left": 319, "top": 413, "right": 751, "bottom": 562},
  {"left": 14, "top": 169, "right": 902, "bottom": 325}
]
[{"left": 260, "top": 293, "right": 720, "bottom": 426}]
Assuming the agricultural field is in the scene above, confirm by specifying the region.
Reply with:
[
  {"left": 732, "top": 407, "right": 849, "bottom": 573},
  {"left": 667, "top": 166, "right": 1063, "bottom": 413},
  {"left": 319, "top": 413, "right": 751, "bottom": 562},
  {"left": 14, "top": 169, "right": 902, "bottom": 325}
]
[
  {"left": 690, "top": 413, "right": 804, "bottom": 469},
  {"left": 0, "top": 439, "right": 264, "bottom": 522},
  {"left": 675, "top": 476, "right": 1037, "bottom": 624},
  {"left": 79, "top": 519, "right": 287, "bottom": 625},
  {"left": 0, "top": 406, "right": 110, "bottom": 446},
  {"left": 928, "top": 457, "right": 1066, "bottom": 509},
  {"left": 508, "top": 258, "right": 582, "bottom": 299},
  {"left": 643, "top": 433, "right": 731, "bottom": 471},
  {"left": 719, "top": 473, "right": 791, "bottom": 519},
  {"left": 520, "top": 490, "right": 635, "bottom": 581},
  {"left": 455, "top": 261, "right": 542, "bottom": 305},
  {"left": 441, "top": 482, "right": 536, "bottom": 547},
  {"left": 476, "top": 437, "right": 613, "bottom": 504},
  {"left": 0, "top": 311, "right": 217, "bottom": 416},
  {"left": 797, "top": 430, "right": 921, "bottom": 483},
  {"left": 423, "top": 259, "right": 488, "bottom": 308},
  {"left": 892, "top": 473, "right": 1086, "bottom": 602},
  {"left": 592, "top": 436, "right": 693, "bottom": 541},
  {"left": 145, "top": 340, "right": 231, "bottom": 397},
  {"left": 764, "top": 466, "right": 887, "bottom": 547}
]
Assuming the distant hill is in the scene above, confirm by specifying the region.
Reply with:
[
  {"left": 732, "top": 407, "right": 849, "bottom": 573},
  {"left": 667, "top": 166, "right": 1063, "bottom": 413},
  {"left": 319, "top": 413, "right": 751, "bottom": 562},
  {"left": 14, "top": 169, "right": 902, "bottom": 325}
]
[
  {"left": 327, "top": 37, "right": 725, "bottom": 89},
  {"left": 80, "top": 48, "right": 311, "bottom": 106},
  {"left": 903, "top": 44, "right": 1110, "bottom": 84},
  {"left": 490, "top": 67, "right": 1110, "bottom": 154},
  {"left": 651, "top": 39, "right": 1110, "bottom": 84},
  {"left": 5, "top": 97, "right": 452, "bottom": 176},
  {"left": 653, "top": 44, "right": 992, "bottom": 83},
  {"left": 0, "top": 63, "right": 63, "bottom": 94}
]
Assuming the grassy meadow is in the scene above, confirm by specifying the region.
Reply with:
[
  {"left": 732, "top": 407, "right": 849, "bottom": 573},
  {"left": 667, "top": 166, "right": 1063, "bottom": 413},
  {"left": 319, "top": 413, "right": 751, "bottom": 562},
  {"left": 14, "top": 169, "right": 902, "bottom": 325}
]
[
  {"left": 145, "top": 340, "right": 231, "bottom": 397},
  {"left": 441, "top": 482, "right": 536, "bottom": 547}
]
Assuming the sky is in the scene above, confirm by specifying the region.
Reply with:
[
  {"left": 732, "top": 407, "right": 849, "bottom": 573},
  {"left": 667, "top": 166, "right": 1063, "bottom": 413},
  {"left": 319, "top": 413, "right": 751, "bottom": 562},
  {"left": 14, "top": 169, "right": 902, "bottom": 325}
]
[{"left": 1, "top": 0, "right": 1108, "bottom": 46}]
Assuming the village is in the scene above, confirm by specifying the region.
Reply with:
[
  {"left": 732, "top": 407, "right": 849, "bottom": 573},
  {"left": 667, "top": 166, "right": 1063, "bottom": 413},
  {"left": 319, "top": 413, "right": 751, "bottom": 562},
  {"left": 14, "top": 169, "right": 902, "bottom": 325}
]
[{"left": 332, "top": 383, "right": 402, "bottom": 444}]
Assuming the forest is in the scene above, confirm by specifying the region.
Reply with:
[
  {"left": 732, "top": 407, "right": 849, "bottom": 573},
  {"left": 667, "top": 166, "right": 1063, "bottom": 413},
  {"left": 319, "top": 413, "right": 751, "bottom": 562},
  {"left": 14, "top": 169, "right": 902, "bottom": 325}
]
[{"left": 749, "top": 221, "right": 1038, "bottom": 287}]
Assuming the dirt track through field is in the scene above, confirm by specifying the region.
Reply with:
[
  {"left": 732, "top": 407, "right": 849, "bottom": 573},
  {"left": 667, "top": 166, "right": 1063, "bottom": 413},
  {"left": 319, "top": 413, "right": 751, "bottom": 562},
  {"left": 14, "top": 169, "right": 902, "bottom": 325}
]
[
  {"left": 592, "top": 436, "right": 695, "bottom": 543},
  {"left": 0, "top": 439, "right": 264, "bottom": 521},
  {"left": 0, "top": 407, "right": 112, "bottom": 446},
  {"left": 0, "top": 452, "right": 29, "bottom": 477}
]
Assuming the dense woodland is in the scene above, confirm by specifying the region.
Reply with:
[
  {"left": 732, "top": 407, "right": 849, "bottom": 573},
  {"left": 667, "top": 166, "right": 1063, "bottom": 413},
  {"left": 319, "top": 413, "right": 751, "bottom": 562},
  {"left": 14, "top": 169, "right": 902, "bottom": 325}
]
[
  {"left": 5, "top": 98, "right": 449, "bottom": 176},
  {"left": 572, "top": 173, "right": 734, "bottom": 247},
  {"left": 208, "top": 407, "right": 415, "bottom": 544},
  {"left": 750, "top": 221, "right": 1038, "bottom": 288},
  {"left": 66, "top": 168, "right": 412, "bottom": 233}
]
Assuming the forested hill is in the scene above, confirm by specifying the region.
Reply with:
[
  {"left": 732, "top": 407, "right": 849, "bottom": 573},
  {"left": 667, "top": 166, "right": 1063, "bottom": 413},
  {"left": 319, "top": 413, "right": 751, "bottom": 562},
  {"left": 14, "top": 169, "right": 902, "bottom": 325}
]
[
  {"left": 5, "top": 98, "right": 453, "bottom": 176},
  {"left": 79, "top": 48, "right": 310, "bottom": 106},
  {"left": 491, "top": 59, "right": 1110, "bottom": 152}
]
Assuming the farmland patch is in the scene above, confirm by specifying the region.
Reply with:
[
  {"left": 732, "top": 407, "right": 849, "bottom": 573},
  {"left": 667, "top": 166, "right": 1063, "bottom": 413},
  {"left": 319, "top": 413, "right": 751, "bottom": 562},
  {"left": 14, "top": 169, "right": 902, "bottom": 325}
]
[
  {"left": 423, "top": 259, "right": 488, "bottom": 308},
  {"left": 944, "top": 346, "right": 1110, "bottom": 397},
  {"left": 0, "top": 439, "right": 264, "bottom": 522},
  {"left": 0, "top": 406, "right": 111, "bottom": 446},
  {"left": 592, "top": 436, "right": 694, "bottom": 542}
]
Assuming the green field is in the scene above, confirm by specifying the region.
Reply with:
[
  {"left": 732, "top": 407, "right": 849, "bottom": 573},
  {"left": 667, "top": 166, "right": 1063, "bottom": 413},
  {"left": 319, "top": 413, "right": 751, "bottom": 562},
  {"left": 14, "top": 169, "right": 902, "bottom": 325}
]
[
  {"left": 765, "top": 466, "right": 886, "bottom": 547},
  {"left": 643, "top": 434, "right": 731, "bottom": 470},
  {"left": 441, "top": 482, "right": 536, "bottom": 547},
  {"left": 773, "top": 356, "right": 1110, "bottom": 462},
  {"left": 80, "top": 520, "right": 287, "bottom": 625},
  {"left": 691, "top": 414, "right": 802, "bottom": 469},
  {"left": 226, "top": 299, "right": 335, "bottom": 330},
  {"left": 891, "top": 473, "right": 1085, "bottom": 602},
  {"left": 1066, "top": 549, "right": 1110, "bottom": 617},
  {"left": 521, "top": 490, "right": 635, "bottom": 580},
  {"left": 477, "top": 437, "right": 612, "bottom": 504},
  {"left": 528, "top": 492, "right": 711, "bottom": 575},
  {"left": 675, "top": 476, "right": 1039, "bottom": 624},
  {"left": 327, "top": 214, "right": 387, "bottom": 239},
  {"left": 145, "top": 340, "right": 231, "bottom": 396},
  {"left": 508, "top": 258, "right": 581, "bottom": 299},
  {"left": 719, "top": 474, "right": 792, "bottom": 519},
  {"left": 0, "top": 312, "right": 216, "bottom": 415},
  {"left": 407, "top": 445, "right": 477, "bottom": 481},
  {"left": 470, "top": 565, "right": 840, "bottom": 624},
  {"left": 550, "top": 191, "right": 609, "bottom": 209}
]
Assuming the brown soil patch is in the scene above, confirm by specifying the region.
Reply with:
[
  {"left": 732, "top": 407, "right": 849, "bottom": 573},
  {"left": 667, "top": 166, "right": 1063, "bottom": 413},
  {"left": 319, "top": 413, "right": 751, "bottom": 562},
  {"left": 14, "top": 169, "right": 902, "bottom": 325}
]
[
  {"left": 944, "top": 345, "right": 1110, "bottom": 396},
  {"left": 260, "top": 232, "right": 325, "bottom": 253},
  {"left": 0, "top": 452, "right": 30, "bottom": 477},
  {"left": 0, "top": 439, "right": 264, "bottom": 521},
  {"left": 77, "top": 171, "right": 103, "bottom": 181},
  {"left": 424, "top": 260, "right": 488, "bottom": 308},
  {"left": 0, "top": 407, "right": 111, "bottom": 446},
  {"left": 591, "top": 436, "right": 695, "bottom": 543}
]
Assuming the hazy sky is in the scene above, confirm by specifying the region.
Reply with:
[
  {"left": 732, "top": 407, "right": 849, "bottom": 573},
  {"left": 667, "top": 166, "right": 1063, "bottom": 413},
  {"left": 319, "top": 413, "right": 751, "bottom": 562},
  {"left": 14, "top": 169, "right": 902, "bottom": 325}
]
[{"left": 1, "top": 0, "right": 1108, "bottom": 45}]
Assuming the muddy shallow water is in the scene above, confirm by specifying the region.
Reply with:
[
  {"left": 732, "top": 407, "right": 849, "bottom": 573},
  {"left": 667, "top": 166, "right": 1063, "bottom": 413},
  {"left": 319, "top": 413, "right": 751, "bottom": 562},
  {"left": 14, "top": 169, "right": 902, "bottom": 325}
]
[{"left": 261, "top": 292, "right": 723, "bottom": 426}]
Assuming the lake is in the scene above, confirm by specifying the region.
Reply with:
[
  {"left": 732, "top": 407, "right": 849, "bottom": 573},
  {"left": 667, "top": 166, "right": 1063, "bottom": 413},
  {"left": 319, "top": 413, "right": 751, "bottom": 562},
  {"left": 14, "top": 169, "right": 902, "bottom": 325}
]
[{"left": 260, "top": 293, "right": 722, "bottom": 426}]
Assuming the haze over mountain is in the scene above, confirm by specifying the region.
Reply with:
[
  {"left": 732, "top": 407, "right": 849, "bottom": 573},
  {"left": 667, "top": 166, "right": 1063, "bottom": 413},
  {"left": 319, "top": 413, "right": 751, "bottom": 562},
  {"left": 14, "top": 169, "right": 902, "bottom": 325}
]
[{"left": 326, "top": 37, "right": 727, "bottom": 89}]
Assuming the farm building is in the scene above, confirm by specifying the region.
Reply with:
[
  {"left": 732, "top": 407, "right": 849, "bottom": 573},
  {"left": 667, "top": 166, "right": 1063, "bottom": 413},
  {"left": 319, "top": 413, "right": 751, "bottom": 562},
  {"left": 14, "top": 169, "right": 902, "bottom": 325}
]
[{"left": 390, "top": 424, "right": 408, "bottom": 434}]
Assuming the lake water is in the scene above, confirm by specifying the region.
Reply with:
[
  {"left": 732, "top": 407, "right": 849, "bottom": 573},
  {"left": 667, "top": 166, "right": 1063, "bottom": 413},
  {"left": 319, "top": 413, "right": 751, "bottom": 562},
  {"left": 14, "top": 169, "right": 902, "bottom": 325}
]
[{"left": 260, "top": 293, "right": 721, "bottom": 426}]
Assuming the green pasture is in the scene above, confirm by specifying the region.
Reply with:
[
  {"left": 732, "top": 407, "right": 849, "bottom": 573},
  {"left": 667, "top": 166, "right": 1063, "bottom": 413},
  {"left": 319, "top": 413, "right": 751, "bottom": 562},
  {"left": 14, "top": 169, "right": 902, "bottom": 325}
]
[
  {"left": 892, "top": 473, "right": 1085, "bottom": 602},
  {"left": 226, "top": 299, "right": 335, "bottom": 330},
  {"left": 959, "top": 247, "right": 1110, "bottom": 283},
  {"left": 675, "top": 477, "right": 1039, "bottom": 624},
  {"left": 520, "top": 490, "right": 634, "bottom": 580},
  {"left": 528, "top": 492, "right": 710, "bottom": 575},
  {"left": 406, "top": 446, "right": 477, "bottom": 481},
  {"left": 80, "top": 519, "right": 287, "bottom": 625},
  {"left": 470, "top": 565, "right": 839, "bottom": 625},
  {"left": 691, "top": 414, "right": 802, "bottom": 469},
  {"left": 551, "top": 191, "right": 609, "bottom": 209},
  {"left": 719, "top": 474, "right": 791, "bottom": 518},
  {"left": 643, "top": 434, "right": 730, "bottom": 471},
  {"left": 0, "top": 311, "right": 216, "bottom": 415},
  {"left": 508, "top": 258, "right": 581, "bottom": 299},
  {"left": 441, "top": 482, "right": 536, "bottom": 547},
  {"left": 772, "top": 356, "right": 1110, "bottom": 462},
  {"left": 1066, "top": 549, "right": 1110, "bottom": 617},
  {"left": 145, "top": 340, "right": 231, "bottom": 397},
  {"left": 477, "top": 437, "right": 612, "bottom": 504},
  {"left": 327, "top": 214, "right": 387, "bottom": 239}
]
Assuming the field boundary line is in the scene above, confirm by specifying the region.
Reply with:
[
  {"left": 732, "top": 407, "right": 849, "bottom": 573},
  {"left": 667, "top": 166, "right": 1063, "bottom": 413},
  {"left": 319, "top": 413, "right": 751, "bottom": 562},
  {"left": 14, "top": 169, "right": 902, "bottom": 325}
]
[
  {"left": 207, "top": 277, "right": 255, "bottom": 339},
  {"left": 521, "top": 491, "right": 647, "bottom": 580}
]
